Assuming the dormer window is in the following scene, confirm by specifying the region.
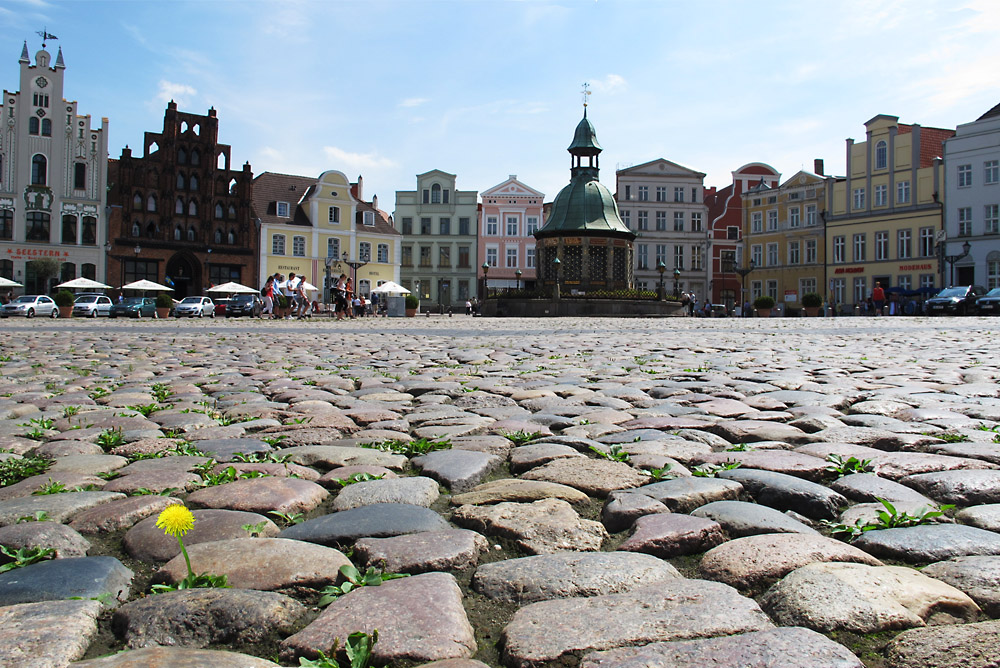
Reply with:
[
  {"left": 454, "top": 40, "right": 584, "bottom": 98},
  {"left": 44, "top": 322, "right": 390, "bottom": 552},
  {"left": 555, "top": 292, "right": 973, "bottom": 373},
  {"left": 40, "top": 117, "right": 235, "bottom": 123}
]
[
  {"left": 363, "top": 211, "right": 375, "bottom": 226},
  {"left": 276, "top": 201, "right": 290, "bottom": 217},
  {"left": 431, "top": 183, "right": 442, "bottom": 203}
]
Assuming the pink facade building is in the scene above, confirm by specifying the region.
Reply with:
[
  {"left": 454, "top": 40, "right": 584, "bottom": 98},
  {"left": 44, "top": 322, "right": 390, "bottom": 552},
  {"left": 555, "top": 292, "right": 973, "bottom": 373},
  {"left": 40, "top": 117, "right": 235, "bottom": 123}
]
[
  {"left": 478, "top": 175, "right": 544, "bottom": 290},
  {"left": 706, "top": 163, "right": 780, "bottom": 307}
]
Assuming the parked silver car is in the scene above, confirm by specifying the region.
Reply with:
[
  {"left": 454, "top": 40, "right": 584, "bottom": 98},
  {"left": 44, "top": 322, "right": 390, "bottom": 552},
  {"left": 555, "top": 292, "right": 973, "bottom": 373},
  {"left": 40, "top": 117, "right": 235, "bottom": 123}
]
[
  {"left": 72, "top": 294, "right": 113, "bottom": 318},
  {"left": 1, "top": 295, "right": 59, "bottom": 318},
  {"left": 173, "top": 296, "right": 216, "bottom": 318}
]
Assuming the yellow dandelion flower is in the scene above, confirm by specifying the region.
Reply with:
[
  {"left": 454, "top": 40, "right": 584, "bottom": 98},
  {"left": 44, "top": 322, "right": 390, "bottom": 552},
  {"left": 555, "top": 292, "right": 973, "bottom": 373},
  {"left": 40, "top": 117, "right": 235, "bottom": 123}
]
[{"left": 156, "top": 505, "right": 194, "bottom": 538}]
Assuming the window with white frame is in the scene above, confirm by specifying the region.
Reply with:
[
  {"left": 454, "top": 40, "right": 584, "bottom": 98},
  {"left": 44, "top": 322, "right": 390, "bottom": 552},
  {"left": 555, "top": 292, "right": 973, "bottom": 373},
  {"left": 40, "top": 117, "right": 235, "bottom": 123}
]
[
  {"left": 875, "top": 231, "right": 889, "bottom": 260},
  {"left": 656, "top": 244, "right": 668, "bottom": 266},
  {"left": 988, "top": 252, "right": 1000, "bottom": 289},
  {"left": 853, "top": 233, "right": 866, "bottom": 262},
  {"left": 363, "top": 211, "right": 375, "bottom": 226},
  {"left": 959, "top": 164, "right": 973, "bottom": 187},
  {"left": 656, "top": 186, "right": 667, "bottom": 202},
  {"left": 765, "top": 280, "right": 777, "bottom": 300},
  {"left": 789, "top": 207, "right": 800, "bottom": 228},
  {"left": 805, "top": 239, "right": 817, "bottom": 264},
  {"left": 377, "top": 243, "right": 389, "bottom": 263},
  {"left": 328, "top": 206, "right": 340, "bottom": 223},
  {"left": 327, "top": 237, "right": 340, "bottom": 258},
  {"left": 673, "top": 245, "right": 684, "bottom": 269},
  {"left": 806, "top": 205, "right": 817, "bottom": 226},
  {"left": 919, "top": 227, "right": 935, "bottom": 257},
  {"left": 751, "top": 244, "right": 763, "bottom": 266},
  {"left": 359, "top": 242, "right": 371, "bottom": 262},
  {"left": 439, "top": 217, "right": 450, "bottom": 235},
  {"left": 486, "top": 247, "right": 498, "bottom": 267},
  {"left": 506, "top": 216, "right": 518, "bottom": 236},
  {"left": 277, "top": 201, "right": 290, "bottom": 217},
  {"left": 853, "top": 188, "right": 865, "bottom": 209},
  {"left": 833, "top": 236, "right": 846, "bottom": 263},
  {"left": 622, "top": 210, "right": 631, "bottom": 229},
  {"left": 526, "top": 217, "right": 539, "bottom": 235},
  {"left": 674, "top": 187, "right": 684, "bottom": 202},
  {"left": 637, "top": 245, "right": 648, "bottom": 270},
  {"left": 272, "top": 234, "right": 285, "bottom": 255},
  {"left": 897, "top": 275, "right": 911, "bottom": 292},
  {"left": 897, "top": 180, "right": 911, "bottom": 204},
  {"left": 637, "top": 211, "right": 648, "bottom": 230},
  {"left": 506, "top": 247, "right": 518, "bottom": 268},
  {"left": 788, "top": 241, "right": 800, "bottom": 265},
  {"left": 800, "top": 277, "right": 817, "bottom": 297},
  {"left": 750, "top": 280, "right": 762, "bottom": 300},
  {"left": 875, "top": 140, "right": 887, "bottom": 170},
  {"left": 959, "top": 207, "right": 973, "bottom": 236},
  {"left": 486, "top": 216, "right": 498, "bottom": 235},
  {"left": 897, "top": 229, "right": 912, "bottom": 258},
  {"left": 986, "top": 160, "right": 999, "bottom": 185},
  {"left": 292, "top": 236, "right": 305, "bottom": 257},
  {"left": 655, "top": 211, "right": 667, "bottom": 231},
  {"left": 767, "top": 210, "right": 778, "bottom": 231},
  {"left": 358, "top": 279, "right": 370, "bottom": 296},
  {"left": 638, "top": 186, "right": 648, "bottom": 201},
  {"left": 691, "top": 246, "right": 703, "bottom": 270},
  {"left": 674, "top": 211, "right": 684, "bottom": 231},
  {"left": 832, "top": 278, "right": 845, "bottom": 305},
  {"left": 986, "top": 205, "right": 999, "bottom": 235},
  {"left": 920, "top": 273, "right": 936, "bottom": 290},
  {"left": 854, "top": 277, "right": 867, "bottom": 304},
  {"left": 767, "top": 243, "right": 778, "bottom": 266},
  {"left": 751, "top": 212, "right": 763, "bottom": 233},
  {"left": 691, "top": 212, "right": 702, "bottom": 232},
  {"left": 874, "top": 184, "right": 887, "bottom": 206},
  {"left": 624, "top": 185, "right": 631, "bottom": 200},
  {"left": 526, "top": 247, "right": 535, "bottom": 268}
]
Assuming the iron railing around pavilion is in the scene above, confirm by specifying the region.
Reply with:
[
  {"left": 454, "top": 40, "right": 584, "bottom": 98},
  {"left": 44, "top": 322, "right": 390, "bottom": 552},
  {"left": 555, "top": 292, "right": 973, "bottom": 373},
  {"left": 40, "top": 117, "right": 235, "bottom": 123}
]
[{"left": 487, "top": 286, "right": 677, "bottom": 302}]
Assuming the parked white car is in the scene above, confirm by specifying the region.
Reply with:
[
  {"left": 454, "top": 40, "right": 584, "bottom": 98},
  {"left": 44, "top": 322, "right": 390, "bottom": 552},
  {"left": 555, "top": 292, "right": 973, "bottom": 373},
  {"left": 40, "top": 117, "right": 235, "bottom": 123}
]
[
  {"left": 1, "top": 295, "right": 59, "bottom": 318},
  {"left": 72, "top": 294, "right": 114, "bottom": 318},
  {"left": 173, "top": 296, "right": 215, "bottom": 318}
]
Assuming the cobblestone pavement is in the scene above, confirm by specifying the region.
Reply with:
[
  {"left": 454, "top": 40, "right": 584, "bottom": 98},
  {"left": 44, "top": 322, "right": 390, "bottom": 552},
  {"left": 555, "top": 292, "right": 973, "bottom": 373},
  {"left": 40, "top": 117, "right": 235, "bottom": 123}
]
[{"left": 1, "top": 315, "right": 1000, "bottom": 667}]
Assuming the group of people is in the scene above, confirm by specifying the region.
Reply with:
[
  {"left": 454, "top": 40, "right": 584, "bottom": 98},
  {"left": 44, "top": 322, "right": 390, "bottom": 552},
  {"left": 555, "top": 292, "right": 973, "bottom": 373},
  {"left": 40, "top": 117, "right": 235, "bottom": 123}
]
[{"left": 259, "top": 272, "right": 375, "bottom": 320}]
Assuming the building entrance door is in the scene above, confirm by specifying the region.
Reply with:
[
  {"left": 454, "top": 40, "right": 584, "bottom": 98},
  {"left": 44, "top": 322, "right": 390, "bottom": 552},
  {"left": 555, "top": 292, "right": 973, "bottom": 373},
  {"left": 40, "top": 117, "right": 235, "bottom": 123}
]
[
  {"left": 165, "top": 255, "right": 195, "bottom": 300},
  {"left": 438, "top": 280, "right": 451, "bottom": 307}
]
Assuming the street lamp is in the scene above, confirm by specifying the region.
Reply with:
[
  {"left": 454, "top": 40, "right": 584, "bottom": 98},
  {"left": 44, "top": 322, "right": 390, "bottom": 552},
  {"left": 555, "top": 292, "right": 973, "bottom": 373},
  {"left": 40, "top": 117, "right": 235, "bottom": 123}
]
[
  {"left": 324, "top": 254, "right": 338, "bottom": 305},
  {"left": 656, "top": 260, "right": 667, "bottom": 300},
  {"left": 673, "top": 268, "right": 681, "bottom": 298},
  {"left": 515, "top": 268, "right": 522, "bottom": 291},
  {"left": 552, "top": 256, "right": 561, "bottom": 299},
  {"left": 342, "top": 250, "right": 368, "bottom": 297},
  {"left": 481, "top": 261, "right": 490, "bottom": 299},
  {"left": 940, "top": 240, "right": 972, "bottom": 287},
  {"left": 204, "top": 247, "right": 211, "bottom": 290},
  {"left": 735, "top": 260, "right": 756, "bottom": 316}
]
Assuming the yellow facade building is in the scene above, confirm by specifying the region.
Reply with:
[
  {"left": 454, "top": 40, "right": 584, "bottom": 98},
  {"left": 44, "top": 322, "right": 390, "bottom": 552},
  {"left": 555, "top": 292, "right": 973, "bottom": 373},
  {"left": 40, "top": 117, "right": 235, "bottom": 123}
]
[
  {"left": 741, "top": 169, "right": 827, "bottom": 311},
  {"left": 824, "top": 115, "right": 954, "bottom": 308},
  {"left": 253, "top": 171, "right": 400, "bottom": 297}
]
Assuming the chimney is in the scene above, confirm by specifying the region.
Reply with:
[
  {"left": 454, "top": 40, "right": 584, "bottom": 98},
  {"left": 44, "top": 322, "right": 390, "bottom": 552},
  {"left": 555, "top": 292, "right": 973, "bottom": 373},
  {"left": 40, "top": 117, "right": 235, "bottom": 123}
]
[
  {"left": 814, "top": 159, "right": 824, "bottom": 176},
  {"left": 355, "top": 175, "right": 363, "bottom": 201}
]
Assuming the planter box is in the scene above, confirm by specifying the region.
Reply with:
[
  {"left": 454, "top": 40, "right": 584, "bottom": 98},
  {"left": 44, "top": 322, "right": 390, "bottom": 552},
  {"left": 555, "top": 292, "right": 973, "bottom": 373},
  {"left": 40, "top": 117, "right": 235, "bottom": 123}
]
[{"left": 58, "top": 306, "right": 72, "bottom": 318}]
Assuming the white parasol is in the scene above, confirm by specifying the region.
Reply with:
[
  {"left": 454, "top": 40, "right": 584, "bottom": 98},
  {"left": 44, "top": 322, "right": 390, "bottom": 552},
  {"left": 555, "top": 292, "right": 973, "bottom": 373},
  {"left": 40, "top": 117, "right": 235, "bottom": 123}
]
[
  {"left": 0, "top": 277, "right": 23, "bottom": 288},
  {"left": 371, "top": 281, "right": 410, "bottom": 294},
  {"left": 120, "top": 279, "right": 173, "bottom": 292},
  {"left": 57, "top": 277, "right": 112, "bottom": 290},
  {"left": 206, "top": 281, "right": 259, "bottom": 294}
]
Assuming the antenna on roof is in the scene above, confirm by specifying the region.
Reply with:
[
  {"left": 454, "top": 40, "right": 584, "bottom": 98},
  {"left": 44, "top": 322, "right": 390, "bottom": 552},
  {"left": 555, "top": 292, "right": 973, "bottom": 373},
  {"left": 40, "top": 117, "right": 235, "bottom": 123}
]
[{"left": 36, "top": 29, "right": 58, "bottom": 48}]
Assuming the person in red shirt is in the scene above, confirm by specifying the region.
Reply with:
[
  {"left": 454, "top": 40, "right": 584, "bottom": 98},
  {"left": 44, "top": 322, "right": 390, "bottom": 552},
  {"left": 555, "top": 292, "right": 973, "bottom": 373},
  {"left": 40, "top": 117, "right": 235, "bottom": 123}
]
[{"left": 872, "top": 282, "right": 886, "bottom": 316}]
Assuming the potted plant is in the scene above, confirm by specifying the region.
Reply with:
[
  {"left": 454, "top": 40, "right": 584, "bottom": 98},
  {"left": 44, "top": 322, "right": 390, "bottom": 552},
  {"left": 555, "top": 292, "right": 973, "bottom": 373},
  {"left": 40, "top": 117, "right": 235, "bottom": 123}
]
[
  {"left": 405, "top": 294, "right": 419, "bottom": 317},
  {"left": 276, "top": 294, "right": 289, "bottom": 318},
  {"left": 753, "top": 295, "right": 776, "bottom": 317},
  {"left": 156, "top": 293, "right": 173, "bottom": 319},
  {"left": 801, "top": 292, "right": 823, "bottom": 317},
  {"left": 54, "top": 290, "right": 75, "bottom": 318}
]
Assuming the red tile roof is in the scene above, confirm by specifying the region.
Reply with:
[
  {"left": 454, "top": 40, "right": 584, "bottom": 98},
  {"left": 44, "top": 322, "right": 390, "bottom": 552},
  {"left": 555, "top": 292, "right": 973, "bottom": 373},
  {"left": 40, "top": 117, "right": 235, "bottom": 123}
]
[
  {"left": 251, "top": 172, "right": 315, "bottom": 227},
  {"left": 896, "top": 125, "right": 955, "bottom": 168}
]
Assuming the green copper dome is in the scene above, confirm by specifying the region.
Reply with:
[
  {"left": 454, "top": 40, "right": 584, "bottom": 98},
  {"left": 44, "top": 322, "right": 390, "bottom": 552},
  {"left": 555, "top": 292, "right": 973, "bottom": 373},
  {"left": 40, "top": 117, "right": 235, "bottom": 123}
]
[
  {"left": 536, "top": 177, "right": 632, "bottom": 238},
  {"left": 568, "top": 111, "right": 602, "bottom": 153}
]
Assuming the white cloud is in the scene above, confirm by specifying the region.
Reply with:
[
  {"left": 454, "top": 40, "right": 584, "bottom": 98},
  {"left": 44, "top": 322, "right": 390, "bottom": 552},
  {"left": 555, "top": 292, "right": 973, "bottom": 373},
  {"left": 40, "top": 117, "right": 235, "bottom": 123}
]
[
  {"left": 590, "top": 74, "right": 627, "bottom": 95},
  {"left": 154, "top": 80, "right": 197, "bottom": 108},
  {"left": 399, "top": 97, "right": 429, "bottom": 108},
  {"left": 322, "top": 146, "right": 398, "bottom": 172}
]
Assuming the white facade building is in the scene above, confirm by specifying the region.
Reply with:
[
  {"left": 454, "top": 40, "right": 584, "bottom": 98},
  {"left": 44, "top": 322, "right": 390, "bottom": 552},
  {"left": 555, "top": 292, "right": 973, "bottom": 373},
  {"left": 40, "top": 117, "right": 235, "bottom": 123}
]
[
  {"left": 944, "top": 103, "right": 1000, "bottom": 288},
  {"left": 0, "top": 41, "right": 109, "bottom": 293},
  {"left": 616, "top": 159, "right": 709, "bottom": 298}
]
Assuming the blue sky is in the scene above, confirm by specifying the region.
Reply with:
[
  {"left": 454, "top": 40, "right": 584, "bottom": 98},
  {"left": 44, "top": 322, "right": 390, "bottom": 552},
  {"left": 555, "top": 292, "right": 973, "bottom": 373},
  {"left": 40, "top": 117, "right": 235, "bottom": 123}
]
[{"left": 3, "top": 0, "right": 999, "bottom": 207}]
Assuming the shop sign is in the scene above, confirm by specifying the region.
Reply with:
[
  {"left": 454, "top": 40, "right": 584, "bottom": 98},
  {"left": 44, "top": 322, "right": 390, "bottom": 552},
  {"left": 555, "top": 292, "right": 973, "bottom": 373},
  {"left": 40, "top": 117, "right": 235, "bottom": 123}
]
[
  {"left": 833, "top": 266, "right": 864, "bottom": 274},
  {"left": 898, "top": 263, "right": 933, "bottom": 271},
  {"left": 5, "top": 247, "right": 70, "bottom": 260}
]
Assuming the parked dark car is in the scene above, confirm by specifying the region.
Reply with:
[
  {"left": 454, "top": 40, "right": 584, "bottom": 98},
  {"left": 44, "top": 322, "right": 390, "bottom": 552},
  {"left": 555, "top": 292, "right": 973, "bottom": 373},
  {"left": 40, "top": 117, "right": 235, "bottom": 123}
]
[
  {"left": 975, "top": 287, "right": 1000, "bottom": 315},
  {"left": 226, "top": 294, "right": 263, "bottom": 317},
  {"left": 109, "top": 297, "right": 157, "bottom": 318},
  {"left": 925, "top": 285, "right": 986, "bottom": 315}
]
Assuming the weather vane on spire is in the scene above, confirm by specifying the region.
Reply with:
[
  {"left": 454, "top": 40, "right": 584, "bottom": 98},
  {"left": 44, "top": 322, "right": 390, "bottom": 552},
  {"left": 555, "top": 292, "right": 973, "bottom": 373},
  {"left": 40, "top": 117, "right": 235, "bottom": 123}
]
[
  {"left": 581, "top": 82, "right": 591, "bottom": 108},
  {"left": 36, "top": 28, "right": 58, "bottom": 48}
]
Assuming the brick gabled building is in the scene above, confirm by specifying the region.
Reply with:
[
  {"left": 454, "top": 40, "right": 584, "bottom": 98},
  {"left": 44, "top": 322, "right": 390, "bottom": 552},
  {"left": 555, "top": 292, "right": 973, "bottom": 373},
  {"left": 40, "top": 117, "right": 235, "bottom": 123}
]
[{"left": 107, "top": 102, "right": 254, "bottom": 298}]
